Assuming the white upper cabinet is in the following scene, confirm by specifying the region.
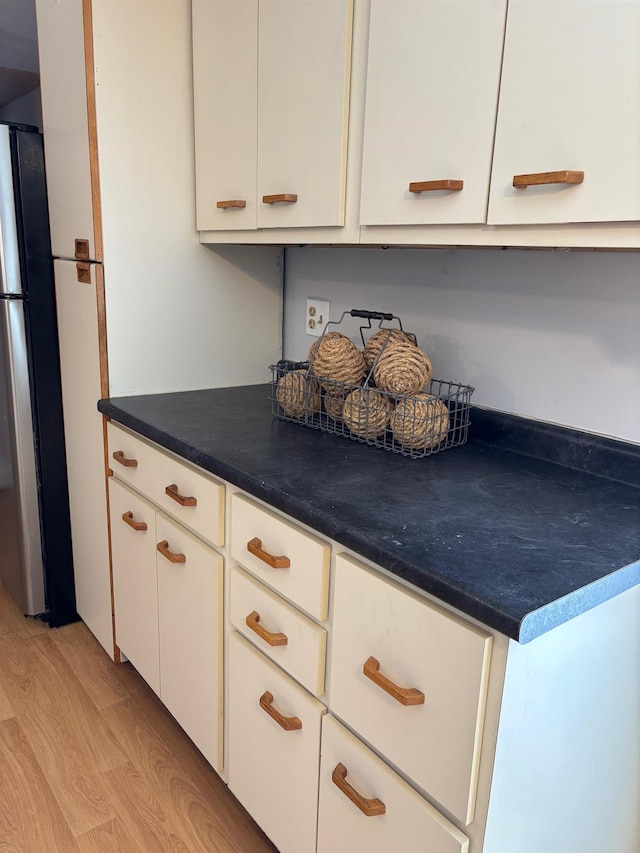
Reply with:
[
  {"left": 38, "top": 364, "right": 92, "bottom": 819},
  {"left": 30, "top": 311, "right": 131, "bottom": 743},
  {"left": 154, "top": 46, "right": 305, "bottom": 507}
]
[
  {"left": 488, "top": 0, "right": 640, "bottom": 225},
  {"left": 193, "top": 0, "right": 354, "bottom": 232},
  {"left": 192, "top": 0, "right": 258, "bottom": 231},
  {"left": 360, "top": 0, "right": 507, "bottom": 226}
]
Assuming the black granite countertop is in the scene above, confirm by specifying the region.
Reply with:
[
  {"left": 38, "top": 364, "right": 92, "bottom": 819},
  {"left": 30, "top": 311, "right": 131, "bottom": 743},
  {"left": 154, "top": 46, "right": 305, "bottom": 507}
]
[{"left": 98, "top": 385, "right": 640, "bottom": 643}]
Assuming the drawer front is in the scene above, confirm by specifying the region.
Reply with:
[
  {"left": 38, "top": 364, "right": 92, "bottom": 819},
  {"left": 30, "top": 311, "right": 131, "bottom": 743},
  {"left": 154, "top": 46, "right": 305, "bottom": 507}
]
[
  {"left": 230, "top": 566, "right": 327, "bottom": 696},
  {"left": 109, "top": 478, "right": 160, "bottom": 695},
  {"left": 317, "top": 715, "right": 468, "bottom": 853},
  {"left": 329, "top": 555, "right": 492, "bottom": 825},
  {"left": 156, "top": 513, "right": 223, "bottom": 769},
  {"left": 109, "top": 422, "right": 225, "bottom": 547},
  {"left": 228, "top": 632, "right": 326, "bottom": 853},
  {"left": 230, "top": 494, "right": 330, "bottom": 620}
]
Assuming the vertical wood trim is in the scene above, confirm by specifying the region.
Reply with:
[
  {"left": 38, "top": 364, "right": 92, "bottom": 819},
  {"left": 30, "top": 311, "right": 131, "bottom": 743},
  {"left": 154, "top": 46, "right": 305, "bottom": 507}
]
[
  {"left": 82, "top": 0, "right": 103, "bottom": 262},
  {"left": 94, "top": 264, "right": 118, "bottom": 660}
]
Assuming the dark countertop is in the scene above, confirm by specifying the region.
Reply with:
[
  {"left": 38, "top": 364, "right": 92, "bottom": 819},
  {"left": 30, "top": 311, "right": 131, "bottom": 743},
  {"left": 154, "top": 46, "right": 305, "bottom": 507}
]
[{"left": 98, "top": 385, "right": 640, "bottom": 643}]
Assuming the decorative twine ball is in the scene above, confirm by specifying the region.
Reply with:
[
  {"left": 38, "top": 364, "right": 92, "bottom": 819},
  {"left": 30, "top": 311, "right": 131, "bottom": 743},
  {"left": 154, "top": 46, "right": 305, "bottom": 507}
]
[
  {"left": 343, "top": 388, "right": 392, "bottom": 439},
  {"left": 373, "top": 341, "right": 432, "bottom": 396},
  {"left": 323, "top": 391, "right": 346, "bottom": 421},
  {"left": 390, "top": 393, "right": 450, "bottom": 450},
  {"left": 363, "top": 328, "right": 415, "bottom": 370},
  {"left": 275, "top": 370, "right": 320, "bottom": 418},
  {"left": 308, "top": 332, "right": 366, "bottom": 389}
]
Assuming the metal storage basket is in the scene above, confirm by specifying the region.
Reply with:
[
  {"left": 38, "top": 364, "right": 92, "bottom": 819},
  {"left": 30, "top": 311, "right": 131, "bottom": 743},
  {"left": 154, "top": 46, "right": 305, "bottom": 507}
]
[{"left": 270, "top": 309, "right": 474, "bottom": 459}]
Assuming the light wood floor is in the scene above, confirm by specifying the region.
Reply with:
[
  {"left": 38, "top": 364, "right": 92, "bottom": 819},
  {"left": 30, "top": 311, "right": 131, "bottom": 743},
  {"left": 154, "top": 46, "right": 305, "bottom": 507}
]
[{"left": 0, "top": 582, "right": 277, "bottom": 852}]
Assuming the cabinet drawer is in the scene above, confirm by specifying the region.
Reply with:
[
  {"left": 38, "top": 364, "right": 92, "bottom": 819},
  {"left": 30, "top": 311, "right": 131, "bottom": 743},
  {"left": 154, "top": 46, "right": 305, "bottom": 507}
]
[
  {"left": 156, "top": 513, "right": 223, "bottom": 769},
  {"left": 230, "top": 566, "right": 327, "bottom": 696},
  {"left": 108, "top": 422, "right": 225, "bottom": 547},
  {"left": 329, "top": 555, "right": 492, "bottom": 825},
  {"left": 317, "top": 715, "right": 468, "bottom": 853},
  {"left": 228, "top": 632, "right": 326, "bottom": 853},
  {"left": 230, "top": 493, "right": 330, "bottom": 620},
  {"left": 109, "top": 478, "right": 160, "bottom": 695}
]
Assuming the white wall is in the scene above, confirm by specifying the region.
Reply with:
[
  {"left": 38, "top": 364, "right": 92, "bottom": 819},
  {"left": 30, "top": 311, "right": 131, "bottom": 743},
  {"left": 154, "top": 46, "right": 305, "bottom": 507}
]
[{"left": 283, "top": 247, "right": 640, "bottom": 443}]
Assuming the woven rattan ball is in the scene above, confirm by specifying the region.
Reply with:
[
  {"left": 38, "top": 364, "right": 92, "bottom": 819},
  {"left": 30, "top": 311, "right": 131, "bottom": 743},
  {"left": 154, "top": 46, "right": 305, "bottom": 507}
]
[
  {"left": 323, "top": 391, "right": 346, "bottom": 421},
  {"left": 373, "top": 341, "right": 432, "bottom": 396},
  {"left": 342, "top": 388, "right": 392, "bottom": 439},
  {"left": 308, "top": 332, "right": 365, "bottom": 388},
  {"left": 275, "top": 370, "right": 320, "bottom": 418},
  {"left": 390, "top": 393, "right": 449, "bottom": 450},
  {"left": 363, "top": 328, "right": 414, "bottom": 370}
]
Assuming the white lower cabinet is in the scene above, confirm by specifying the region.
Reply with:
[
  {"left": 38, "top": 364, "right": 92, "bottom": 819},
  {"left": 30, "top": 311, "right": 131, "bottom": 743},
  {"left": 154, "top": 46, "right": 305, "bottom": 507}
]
[
  {"left": 228, "top": 632, "right": 326, "bottom": 853},
  {"left": 317, "top": 715, "right": 469, "bottom": 853},
  {"left": 157, "top": 513, "right": 223, "bottom": 769},
  {"left": 109, "top": 478, "right": 160, "bottom": 695}
]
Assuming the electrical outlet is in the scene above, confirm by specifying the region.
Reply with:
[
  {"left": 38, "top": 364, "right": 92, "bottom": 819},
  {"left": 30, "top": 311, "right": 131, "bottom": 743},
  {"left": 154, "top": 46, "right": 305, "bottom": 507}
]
[{"left": 305, "top": 299, "right": 331, "bottom": 337}]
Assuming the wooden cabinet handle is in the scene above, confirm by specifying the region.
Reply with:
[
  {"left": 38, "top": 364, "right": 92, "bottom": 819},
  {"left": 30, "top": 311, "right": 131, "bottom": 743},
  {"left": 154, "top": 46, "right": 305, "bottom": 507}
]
[
  {"left": 409, "top": 179, "right": 463, "bottom": 193},
  {"left": 165, "top": 484, "right": 197, "bottom": 507},
  {"left": 217, "top": 199, "right": 247, "bottom": 209},
  {"left": 262, "top": 193, "right": 298, "bottom": 205},
  {"left": 363, "top": 657, "right": 425, "bottom": 706},
  {"left": 246, "top": 611, "right": 288, "bottom": 646},
  {"left": 332, "top": 763, "right": 386, "bottom": 817},
  {"left": 121, "top": 511, "right": 147, "bottom": 532},
  {"left": 113, "top": 450, "right": 138, "bottom": 468},
  {"left": 513, "top": 170, "right": 584, "bottom": 188},
  {"left": 76, "top": 262, "right": 92, "bottom": 283},
  {"left": 74, "top": 238, "right": 90, "bottom": 260},
  {"left": 246, "top": 537, "right": 290, "bottom": 569},
  {"left": 259, "top": 691, "right": 302, "bottom": 731},
  {"left": 156, "top": 540, "right": 186, "bottom": 564}
]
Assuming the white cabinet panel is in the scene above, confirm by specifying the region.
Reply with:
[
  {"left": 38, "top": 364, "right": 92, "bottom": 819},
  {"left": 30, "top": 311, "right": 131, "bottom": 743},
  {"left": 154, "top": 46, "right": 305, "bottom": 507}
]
[
  {"left": 329, "top": 555, "right": 492, "bottom": 825},
  {"left": 54, "top": 259, "right": 112, "bottom": 656},
  {"left": 228, "top": 632, "right": 326, "bottom": 853},
  {"left": 156, "top": 513, "right": 223, "bottom": 769},
  {"left": 109, "top": 478, "right": 159, "bottom": 694},
  {"left": 192, "top": 0, "right": 258, "bottom": 231},
  {"left": 256, "top": 0, "right": 353, "bottom": 228},
  {"left": 36, "top": 0, "right": 98, "bottom": 260},
  {"left": 488, "top": 0, "right": 640, "bottom": 225},
  {"left": 317, "top": 715, "right": 469, "bottom": 853},
  {"left": 360, "top": 0, "right": 506, "bottom": 226}
]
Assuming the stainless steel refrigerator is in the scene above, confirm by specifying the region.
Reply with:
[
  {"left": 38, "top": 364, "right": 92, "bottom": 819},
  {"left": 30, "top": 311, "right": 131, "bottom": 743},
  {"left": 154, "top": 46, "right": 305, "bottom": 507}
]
[{"left": 0, "top": 120, "right": 77, "bottom": 627}]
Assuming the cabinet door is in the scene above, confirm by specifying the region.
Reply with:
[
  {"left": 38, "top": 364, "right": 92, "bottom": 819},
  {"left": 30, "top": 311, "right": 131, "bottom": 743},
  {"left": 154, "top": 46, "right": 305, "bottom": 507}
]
[
  {"left": 108, "top": 478, "right": 159, "bottom": 694},
  {"left": 317, "top": 716, "right": 469, "bottom": 853},
  {"left": 192, "top": 0, "right": 258, "bottom": 231},
  {"left": 488, "top": 0, "right": 640, "bottom": 225},
  {"left": 256, "top": 0, "right": 353, "bottom": 228},
  {"left": 360, "top": 0, "right": 506, "bottom": 226},
  {"left": 54, "top": 259, "right": 112, "bottom": 656},
  {"left": 156, "top": 513, "right": 223, "bottom": 769},
  {"left": 228, "top": 632, "right": 326, "bottom": 853},
  {"left": 36, "top": 0, "right": 99, "bottom": 260}
]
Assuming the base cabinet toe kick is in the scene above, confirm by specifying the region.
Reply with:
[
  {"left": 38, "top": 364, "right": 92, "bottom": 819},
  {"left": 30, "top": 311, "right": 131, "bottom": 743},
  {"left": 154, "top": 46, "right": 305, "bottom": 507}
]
[{"left": 106, "top": 420, "right": 640, "bottom": 853}]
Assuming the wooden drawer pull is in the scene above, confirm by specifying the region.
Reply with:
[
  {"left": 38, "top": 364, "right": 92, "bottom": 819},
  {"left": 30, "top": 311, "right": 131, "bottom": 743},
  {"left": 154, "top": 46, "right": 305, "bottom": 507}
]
[
  {"left": 332, "top": 763, "right": 386, "bottom": 817},
  {"left": 113, "top": 450, "right": 138, "bottom": 468},
  {"left": 74, "top": 238, "right": 90, "bottom": 260},
  {"left": 76, "top": 262, "right": 92, "bottom": 283},
  {"left": 247, "top": 537, "right": 290, "bottom": 569},
  {"left": 121, "top": 511, "right": 147, "bottom": 532},
  {"left": 262, "top": 193, "right": 298, "bottom": 205},
  {"left": 409, "top": 179, "right": 463, "bottom": 193},
  {"left": 363, "top": 657, "right": 425, "bottom": 706},
  {"left": 165, "top": 483, "right": 197, "bottom": 507},
  {"left": 259, "top": 691, "right": 302, "bottom": 731},
  {"left": 217, "top": 199, "right": 247, "bottom": 209},
  {"left": 246, "top": 611, "right": 288, "bottom": 646},
  {"left": 513, "top": 170, "right": 584, "bottom": 188},
  {"left": 156, "top": 540, "right": 186, "bottom": 564}
]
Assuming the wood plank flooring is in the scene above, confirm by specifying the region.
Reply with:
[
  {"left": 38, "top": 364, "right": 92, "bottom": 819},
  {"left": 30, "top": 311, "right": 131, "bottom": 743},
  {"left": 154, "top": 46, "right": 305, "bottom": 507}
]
[{"left": 0, "top": 583, "right": 277, "bottom": 852}]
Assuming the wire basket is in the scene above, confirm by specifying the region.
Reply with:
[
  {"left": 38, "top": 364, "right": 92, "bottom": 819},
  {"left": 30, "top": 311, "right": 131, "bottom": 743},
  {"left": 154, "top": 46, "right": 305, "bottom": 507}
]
[{"left": 270, "top": 309, "right": 474, "bottom": 459}]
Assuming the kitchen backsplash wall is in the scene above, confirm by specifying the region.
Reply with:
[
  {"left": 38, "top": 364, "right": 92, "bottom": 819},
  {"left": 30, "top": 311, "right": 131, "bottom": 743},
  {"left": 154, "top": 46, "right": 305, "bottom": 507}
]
[{"left": 282, "top": 247, "right": 640, "bottom": 444}]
